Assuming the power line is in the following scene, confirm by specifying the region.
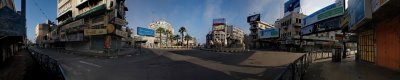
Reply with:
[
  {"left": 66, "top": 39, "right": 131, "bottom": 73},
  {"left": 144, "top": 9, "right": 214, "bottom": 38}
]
[{"left": 32, "top": 0, "right": 50, "bottom": 20}]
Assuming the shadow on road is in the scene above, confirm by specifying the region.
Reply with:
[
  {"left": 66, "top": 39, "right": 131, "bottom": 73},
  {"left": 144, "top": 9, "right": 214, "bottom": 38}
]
[{"left": 169, "top": 50, "right": 256, "bottom": 66}]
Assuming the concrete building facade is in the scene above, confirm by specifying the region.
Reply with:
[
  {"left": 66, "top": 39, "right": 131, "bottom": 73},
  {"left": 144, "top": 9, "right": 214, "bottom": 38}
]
[
  {"left": 276, "top": 12, "right": 306, "bottom": 51},
  {"left": 247, "top": 14, "right": 273, "bottom": 49},
  {"left": 56, "top": 0, "right": 129, "bottom": 52},
  {"left": 346, "top": 0, "right": 400, "bottom": 71},
  {"left": 226, "top": 25, "right": 245, "bottom": 47}
]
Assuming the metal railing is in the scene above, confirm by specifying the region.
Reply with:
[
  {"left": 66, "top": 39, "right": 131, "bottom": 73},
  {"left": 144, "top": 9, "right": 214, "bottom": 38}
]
[
  {"left": 274, "top": 52, "right": 312, "bottom": 80},
  {"left": 28, "top": 47, "right": 66, "bottom": 80},
  {"left": 309, "top": 51, "right": 332, "bottom": 61},
  {"left": 275, "top": 49, "right": 356, "bottom": 80}
]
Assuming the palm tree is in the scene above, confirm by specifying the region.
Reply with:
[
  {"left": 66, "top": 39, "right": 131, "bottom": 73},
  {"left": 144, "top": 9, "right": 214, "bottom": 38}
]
[
  {"left": 184, "top": 34, "right": 192, "bottom": 48},
  {"left": 173, "top": 35, "right": 180, "bottom": 46},
  {"left": 156, "top": 27, "right": 165, "bottom": 47},
  {"left": 165, "top": 30, "right": 172, "bottom": 47},
  {"left": 178, "top": 26, "right": 186, "bottom": 46}
]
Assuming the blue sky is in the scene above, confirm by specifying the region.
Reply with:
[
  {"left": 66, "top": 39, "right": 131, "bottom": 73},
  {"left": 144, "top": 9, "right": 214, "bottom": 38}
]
[{"left": 13, "top": 0, "right": 336, "bottom": 43}]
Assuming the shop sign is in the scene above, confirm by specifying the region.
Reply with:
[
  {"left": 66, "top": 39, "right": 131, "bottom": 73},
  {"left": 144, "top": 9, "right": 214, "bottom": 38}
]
[
  {"left": 112, "top": 18, "right": 128, "bottom": 26},
  {"left": 63, "top": 19, "right": 84, "bottom": 30},
  {"left": 106, "top": 24, "right": 115, "bottom": 33},
  {"left": 115, "top": 30, "right": 128, "bottom": 38},
  {"left": 84, "top": 29, "right": 107, "bottom": 36}
]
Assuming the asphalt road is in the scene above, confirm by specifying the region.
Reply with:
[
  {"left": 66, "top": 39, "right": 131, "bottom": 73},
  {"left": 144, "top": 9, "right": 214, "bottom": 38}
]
[{"left": 31, "top": 48, "right": 304, "bottom": 80}]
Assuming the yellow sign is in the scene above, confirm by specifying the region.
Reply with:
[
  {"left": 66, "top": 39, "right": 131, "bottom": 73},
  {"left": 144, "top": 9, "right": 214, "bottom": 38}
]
[
  {"left": 106, "top": 24, "right": 115, "bottom": 33},
  {"left": 84, "top": 29, "right": 107, "bottom": 36},
  {"left": 115, "top": 30, "right": 128, "bottom": 38}
]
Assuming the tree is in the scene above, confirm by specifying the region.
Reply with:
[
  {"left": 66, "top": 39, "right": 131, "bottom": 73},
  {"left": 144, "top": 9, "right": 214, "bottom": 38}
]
[
  {"left": 156, "top": 27, "right": 165, "bottom": 47},
  {"left": 178, "top": 26, "right": 186, "bottom": 46},
  {"left": 173, "top": 35, "right": 180, "bottom": 46},
  {"left": 165, "top": 30, "right": 172, "bottom": 46},
  {"left": 184, "top": 34, "right": 192, "bottom": 48}
]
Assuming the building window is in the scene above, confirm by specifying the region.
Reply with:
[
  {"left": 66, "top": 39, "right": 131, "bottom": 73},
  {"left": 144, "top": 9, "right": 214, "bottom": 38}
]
[{"left": 299, "top": 19, "right": 301, "bottom": 23}]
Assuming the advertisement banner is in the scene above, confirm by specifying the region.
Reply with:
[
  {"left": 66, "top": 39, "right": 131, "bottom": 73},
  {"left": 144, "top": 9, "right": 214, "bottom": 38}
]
[
  {"left": 316, "top": 17, "right": 341, "bottom": 32},
  {"left": 284, "top": 0, "right": 300, "bottom": 16},
  {"left": 213, "top": 18, "right": 226, "bottom": 24},
  {"left": 303, "top": 3, "right": 344, "bottom": 28},
  {"left": 348, "top": 0, "right": 372, "bottom": 31},
  {"left": 213, "top": 24, "right": 225, "bottom": 31},
  {"left": 137, "top": 27, "right": 155, "bottom": 37},
  {"left": 247, "top": 14, "right": 260, "bottom": 22},
  {"left": 301, "top": 25, "right": 314, "bottom": 35},
  {"left": 84, "top": 29, "right": 107, "bottom": 36},
  {"left": 259, "top": 28, "right": 279, "bottom": 39}
]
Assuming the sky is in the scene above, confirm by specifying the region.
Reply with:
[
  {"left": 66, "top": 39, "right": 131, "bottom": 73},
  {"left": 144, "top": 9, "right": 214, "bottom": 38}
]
[{"left": 12, "top": 0, "right": 337, "bottom": 43}]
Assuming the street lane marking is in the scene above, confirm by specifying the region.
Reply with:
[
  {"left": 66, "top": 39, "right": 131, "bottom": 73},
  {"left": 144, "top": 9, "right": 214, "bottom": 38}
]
[{"left": 79, "top": 61, "right": 102, "bottom": 68}]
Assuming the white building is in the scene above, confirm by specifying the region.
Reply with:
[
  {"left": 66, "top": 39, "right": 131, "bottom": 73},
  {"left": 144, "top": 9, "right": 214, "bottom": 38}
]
[
  {"left": 226, "top": 25, "right": 245, "bottom": 46},
  {"left": 149, "top": 20, "right": 174, "bottom": 47}
]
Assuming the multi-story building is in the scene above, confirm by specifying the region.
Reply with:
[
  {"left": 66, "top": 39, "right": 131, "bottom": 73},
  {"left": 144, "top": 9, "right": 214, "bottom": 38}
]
[
  {"left": 149, "top": 20, "right": 174, "bottom": 47},
  {"left": 56, "top": 0, "right": 129, "bottom": 52},
  {"left": 276, "top": 12, "right": 306, "bottom": 51},
  {"left": 35, "top": 20, "right": 57, "bottom": 48},
  {"left": 226, "top": 25, "right": 245, "bottom": 47},
  {"left": 247, "top": 14, "right": 273, "bottom": 49},
  {"left": 212, "top": 31, "right": 227, "bottom": 46}
]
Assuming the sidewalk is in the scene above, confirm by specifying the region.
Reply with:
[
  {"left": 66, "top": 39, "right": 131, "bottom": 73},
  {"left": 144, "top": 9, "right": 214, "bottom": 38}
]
[{"left": 304, "top": 56, "right": 400, "bottom": 80}]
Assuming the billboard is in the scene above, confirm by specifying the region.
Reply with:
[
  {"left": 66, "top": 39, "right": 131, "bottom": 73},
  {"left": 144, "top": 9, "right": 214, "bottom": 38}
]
[
  {"left": 247, "top": 14, "right": 260, "bottom": 22},
  {"left": 301, "top": 25, "right": 315, "bottom": 35},
  {"left": 348, "top": 0, "right": 372, "bottom": 31},
  {"left": 303, "top": 3, "right": 344, "bottom": 28},
  {"left": 137, "top": 27, "right": 155, "bottom": 37},
  {"left": 213, "top": 18, "right": 226, "bottom": 31},
  {"left": 284, "top": 0, "right": 300, "bottom": 16},
  {"left": 213, "top": 18, "right": 226, "bottom": 25},
  {"left": 259, "top": 28, "right": 279, "bottom": 39},
  {"left": 301, "top": 16, "right": 341, "bottom": 36},
  {"left": 213, "top": 24, "right": 225, "bottom": 31}
]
